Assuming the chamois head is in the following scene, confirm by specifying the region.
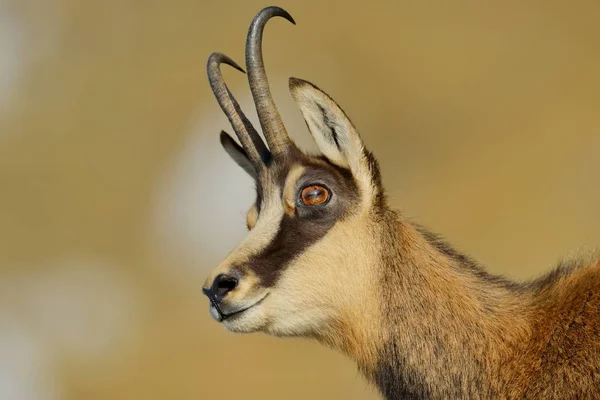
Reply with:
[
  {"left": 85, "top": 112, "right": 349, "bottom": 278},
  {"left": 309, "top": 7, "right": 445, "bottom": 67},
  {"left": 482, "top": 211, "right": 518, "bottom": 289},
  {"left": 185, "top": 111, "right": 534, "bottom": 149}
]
[{"left": 203, "top": 7, "right": 386, "bottom": 340}]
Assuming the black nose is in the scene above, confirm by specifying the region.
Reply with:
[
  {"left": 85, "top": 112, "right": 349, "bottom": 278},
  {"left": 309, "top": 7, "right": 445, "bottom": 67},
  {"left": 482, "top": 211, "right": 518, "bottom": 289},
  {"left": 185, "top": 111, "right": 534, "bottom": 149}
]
[{"left": 210, "top": 273, "right": 239, "bottom": 301}]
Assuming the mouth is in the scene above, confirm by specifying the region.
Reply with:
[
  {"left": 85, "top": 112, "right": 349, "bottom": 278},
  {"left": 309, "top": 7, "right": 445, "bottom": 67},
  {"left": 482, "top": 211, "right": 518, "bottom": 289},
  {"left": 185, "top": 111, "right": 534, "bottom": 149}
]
[{"left": 203, "top": 289, "right": 269, "bottom": 322}]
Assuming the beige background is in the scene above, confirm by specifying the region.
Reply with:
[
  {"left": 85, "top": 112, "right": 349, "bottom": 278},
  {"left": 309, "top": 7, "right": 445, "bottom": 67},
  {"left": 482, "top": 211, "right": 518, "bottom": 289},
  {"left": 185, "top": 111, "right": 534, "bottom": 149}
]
[{"left": 1, "top": 1, "right": 599, "bottom": 399}]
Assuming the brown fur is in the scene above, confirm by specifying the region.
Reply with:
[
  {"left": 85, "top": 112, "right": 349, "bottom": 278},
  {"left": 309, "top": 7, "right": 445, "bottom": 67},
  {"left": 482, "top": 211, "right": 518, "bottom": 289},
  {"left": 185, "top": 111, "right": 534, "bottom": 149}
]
[
  {"left": 208, "top": 81, "right": 600, "bottom": 398},
  {"left": 321, "top": 205, "right": 600, "bottom": 399},
  {"left": 204, "top": 8, "right": 600, "bottom": 398}
]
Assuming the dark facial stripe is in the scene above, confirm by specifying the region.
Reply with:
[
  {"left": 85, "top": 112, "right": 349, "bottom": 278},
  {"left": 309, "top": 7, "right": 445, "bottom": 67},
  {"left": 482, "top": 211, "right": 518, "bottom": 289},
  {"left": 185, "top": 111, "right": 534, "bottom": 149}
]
[
  {"left": 246, "top": 214, "right": 330, "bottom": 286},
  {"left": 245, "top": 157, "right": 359, "bottom": 287}
]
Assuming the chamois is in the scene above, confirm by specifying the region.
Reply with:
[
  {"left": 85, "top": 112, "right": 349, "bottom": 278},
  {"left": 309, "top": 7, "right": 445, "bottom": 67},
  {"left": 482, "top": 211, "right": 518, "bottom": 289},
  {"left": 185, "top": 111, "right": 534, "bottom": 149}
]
[{"left": 202, "top": 6, "right": 600, "bottom": 399}]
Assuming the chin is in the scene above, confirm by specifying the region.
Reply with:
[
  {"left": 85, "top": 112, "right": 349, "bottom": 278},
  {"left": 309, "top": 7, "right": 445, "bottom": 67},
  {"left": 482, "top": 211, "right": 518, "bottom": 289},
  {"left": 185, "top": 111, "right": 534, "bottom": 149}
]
[{"left": 219, "top": 306, "right": 268, "bottom": 333}]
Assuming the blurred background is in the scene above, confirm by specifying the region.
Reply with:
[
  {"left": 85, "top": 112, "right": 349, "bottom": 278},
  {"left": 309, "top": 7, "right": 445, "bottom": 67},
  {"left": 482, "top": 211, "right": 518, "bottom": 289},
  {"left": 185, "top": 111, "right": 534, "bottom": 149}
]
[{"left": 1, "top": 1, "right": 599, "bottom": 399}]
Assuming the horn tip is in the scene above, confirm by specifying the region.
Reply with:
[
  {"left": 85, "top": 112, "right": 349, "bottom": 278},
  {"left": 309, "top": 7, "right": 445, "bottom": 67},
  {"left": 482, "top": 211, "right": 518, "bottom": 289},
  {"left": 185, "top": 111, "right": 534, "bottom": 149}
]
[
  {"left": 222, "top": 55, "right": 247, "bottom": 74},
  {"left": 281, "top": 9, "right": 296, "bottom": 25},
  {"left": 231, "top": 63, "right": 246, "bottom": 74},
  {"left": 258, "top": 6, "right": 296, "bottom": 25},
  {"left": 206, "top": 52, "right": 246, "bottom": 74},
  {"left": 277, "top": 6, "right": 296, "bottom": 25}
]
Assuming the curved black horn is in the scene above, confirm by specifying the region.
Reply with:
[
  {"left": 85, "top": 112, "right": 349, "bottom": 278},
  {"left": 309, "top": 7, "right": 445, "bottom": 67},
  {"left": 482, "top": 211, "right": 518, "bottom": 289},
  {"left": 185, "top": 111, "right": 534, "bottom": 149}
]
[
  {"left": 207, "top": 52, "right": 270, "bottom": 164},
  {"left": 246, "top": 6, "right": 295, "bottom": 156}
]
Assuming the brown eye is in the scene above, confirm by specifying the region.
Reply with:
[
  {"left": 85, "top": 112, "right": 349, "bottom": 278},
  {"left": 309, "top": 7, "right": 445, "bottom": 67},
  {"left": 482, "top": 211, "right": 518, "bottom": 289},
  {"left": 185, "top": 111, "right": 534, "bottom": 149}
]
[{"left": 300, "top": 185, "right": 329, "bottom": 206}]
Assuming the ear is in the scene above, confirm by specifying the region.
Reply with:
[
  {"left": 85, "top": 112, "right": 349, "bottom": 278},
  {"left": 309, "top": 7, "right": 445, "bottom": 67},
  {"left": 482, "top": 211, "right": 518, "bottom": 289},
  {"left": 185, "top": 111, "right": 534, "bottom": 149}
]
[
  {"left": 220, "top": 131, "right": 257, "bottom": 179},
  {"left": 289, "top": 78, "right": 363, "bottom": 169},
  {"left": 289, "top": 78, "right": 380, "bottom": 203}
]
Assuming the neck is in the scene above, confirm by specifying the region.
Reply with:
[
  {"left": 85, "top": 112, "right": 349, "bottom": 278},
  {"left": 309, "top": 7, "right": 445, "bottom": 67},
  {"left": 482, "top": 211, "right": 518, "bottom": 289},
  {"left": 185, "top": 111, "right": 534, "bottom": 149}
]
[{"left": 330, "top": 212, "right": 535, "bottom": 399}]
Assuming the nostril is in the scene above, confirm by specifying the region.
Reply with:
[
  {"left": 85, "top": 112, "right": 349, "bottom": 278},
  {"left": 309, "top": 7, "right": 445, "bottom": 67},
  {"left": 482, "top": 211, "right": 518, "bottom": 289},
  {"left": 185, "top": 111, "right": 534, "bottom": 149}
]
[{"left": 212, "top": 273, "right": 239, "bottom": 299}]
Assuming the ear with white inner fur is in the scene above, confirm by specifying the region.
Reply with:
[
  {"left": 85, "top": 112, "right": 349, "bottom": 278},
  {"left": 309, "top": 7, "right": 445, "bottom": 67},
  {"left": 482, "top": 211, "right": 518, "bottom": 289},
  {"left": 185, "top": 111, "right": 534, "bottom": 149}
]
[
  {"left": 220, "top": 131, "right": 257, "bottom": 179},
  {"left": 289, "top": 77, "right": 377, "bottom": 203}
]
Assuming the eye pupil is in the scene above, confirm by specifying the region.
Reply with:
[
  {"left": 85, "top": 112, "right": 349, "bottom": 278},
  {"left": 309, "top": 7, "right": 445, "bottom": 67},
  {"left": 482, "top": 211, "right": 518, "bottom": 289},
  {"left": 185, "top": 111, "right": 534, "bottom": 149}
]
[{"left": 301, "top": 185, "right": 329, "bottom": 206}]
